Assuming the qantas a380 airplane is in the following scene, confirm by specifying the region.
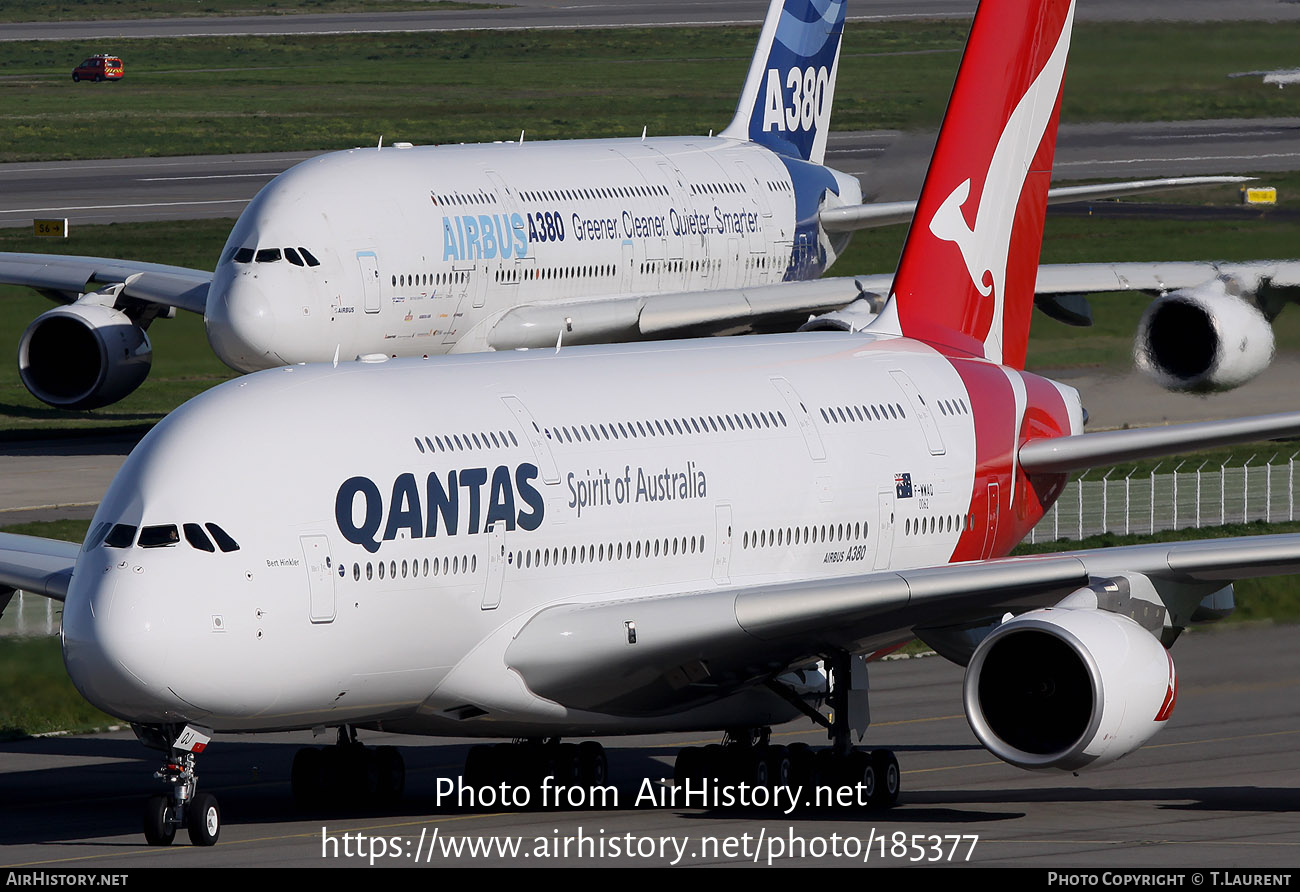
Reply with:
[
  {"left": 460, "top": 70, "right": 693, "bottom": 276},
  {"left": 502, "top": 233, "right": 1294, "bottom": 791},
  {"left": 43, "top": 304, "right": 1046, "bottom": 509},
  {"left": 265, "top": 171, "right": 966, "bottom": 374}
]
[
  {"left": 7, "top": 0, "right": 1300, "bottom": 848},
  {"left": 0, "top": 0, "right": 1278, "bottom": 413}
]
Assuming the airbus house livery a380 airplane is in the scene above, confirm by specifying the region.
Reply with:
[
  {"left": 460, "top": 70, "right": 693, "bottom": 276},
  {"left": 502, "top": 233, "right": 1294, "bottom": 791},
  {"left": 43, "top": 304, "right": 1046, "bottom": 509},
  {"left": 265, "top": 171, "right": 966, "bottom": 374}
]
[
  {"left": 7, "top": 0, "right": 1300, "bottom": 848},
  {"left": 0, "top": 0, "right": 1279, "bottom": 412}
]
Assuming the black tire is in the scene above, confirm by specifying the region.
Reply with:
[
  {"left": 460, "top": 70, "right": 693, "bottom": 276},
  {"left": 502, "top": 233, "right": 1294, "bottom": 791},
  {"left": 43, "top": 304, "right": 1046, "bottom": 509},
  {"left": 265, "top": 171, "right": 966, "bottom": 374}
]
[
  {"left": 743, "top": 749, "right": 770, "bottom": 787},
  {"left": 577, "top": 741, "right": 607, "bottom": 786},
  {"left": 555, "top": 742, "right": 582, "bottom": 785},
  {"left": 186, "top": 793, "right": 220, "bottom": 846},
  {"left": 673, "top": 746, "right": 700, "bottom": 788},
  {"left": 94, "top": 74, "right": 104, "bottom": 82},
  {"left": 377, "top": 746, "right": 405, "bottom": 805},
  {"left": 143, "top": 794, "right": 175, "bottom": 846},
  {"left": 464, "top": 743, "right": 498, "bottom": 787},
  {"left": 291, "top": 747, "right": 322, "bottom": 809},
  {"left": 849, "top": 750, "right": 876, "bottom": 805},
  {"left": 763, "top": 744, "right": 791, "bottom": 789},
  {"left": 339, "top": 746, "right": 376, "bottom": 804},
  {"left": 72, "top": 73, "right": 80, "bottom": 82},
  {"left": 870, "top": 749, "right": 900, "bottom": 807}
]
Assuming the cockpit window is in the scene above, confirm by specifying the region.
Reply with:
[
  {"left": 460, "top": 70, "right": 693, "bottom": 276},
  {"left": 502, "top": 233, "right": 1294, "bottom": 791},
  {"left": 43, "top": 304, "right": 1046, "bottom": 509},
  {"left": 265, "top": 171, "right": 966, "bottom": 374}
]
[
  {"left": 103, "top": 524, "right": 137, "bottom": 548},
  {"left": 184, "top": 523, "right": 215, "bottom": 553},
  {"left": 255, "top": 248, "right": 282, "bottom": 263},
  {"left": 138, "top": 525, "right": 180, "bottom": 548},
  {"left": 205, "top": 523, "right": 240, "bottom": 553},
  {"left": 284, "top": 247, "right": 304, "bottom": 266},
  {"left": 298, "top": 247, "right": 321, "bottom": 267},
  {"left": 233, "top": 247, "right": 255, "bottom": 263}
]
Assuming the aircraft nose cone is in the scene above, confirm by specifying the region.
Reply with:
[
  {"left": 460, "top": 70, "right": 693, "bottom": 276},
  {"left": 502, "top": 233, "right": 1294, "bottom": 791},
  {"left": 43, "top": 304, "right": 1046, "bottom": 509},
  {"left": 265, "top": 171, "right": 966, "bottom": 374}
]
[
  {"left": 62, "top": 569, "right": 181, "bottom": 722},
  {"left": 206, "top": 272, "right": 278, "bottom": 372}
]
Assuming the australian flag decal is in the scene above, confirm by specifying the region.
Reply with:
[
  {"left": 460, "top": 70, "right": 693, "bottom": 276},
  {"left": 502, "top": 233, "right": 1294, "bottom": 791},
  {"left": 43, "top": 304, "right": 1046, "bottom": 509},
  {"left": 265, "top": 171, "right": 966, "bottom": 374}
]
[{"left": 895, "top": 473, "right": 913, "bottom": 498}]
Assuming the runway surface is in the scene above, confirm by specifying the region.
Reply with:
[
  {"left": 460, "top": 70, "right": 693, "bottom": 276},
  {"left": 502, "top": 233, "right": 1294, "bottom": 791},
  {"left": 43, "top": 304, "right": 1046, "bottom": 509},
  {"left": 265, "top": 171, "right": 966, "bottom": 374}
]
[
  {"left": 4, "top": 119, "right": 1298, "bottom": 229},
  {"left": 1, "top": 621, "right": 1296, "bottom": 867},
  {"left": 5, "top": 0, "right": 1300, "bottom": 42}
]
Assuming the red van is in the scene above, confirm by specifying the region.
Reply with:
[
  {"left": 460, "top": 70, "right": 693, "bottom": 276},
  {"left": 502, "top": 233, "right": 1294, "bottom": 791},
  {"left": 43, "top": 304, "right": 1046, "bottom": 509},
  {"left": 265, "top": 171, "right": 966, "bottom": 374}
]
[{"left": 72, "top": 55, "right": 123, "bottom": 82}]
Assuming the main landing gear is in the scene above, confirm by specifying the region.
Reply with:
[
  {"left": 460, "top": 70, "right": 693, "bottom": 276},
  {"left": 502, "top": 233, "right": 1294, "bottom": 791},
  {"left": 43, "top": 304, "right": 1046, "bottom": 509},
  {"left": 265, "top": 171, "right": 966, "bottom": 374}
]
[
  {"left": 463, "top": 738, "right": 608, "bottom": 792},
  {"left": 291, "top": 726, "right": 405, "bottom": 810},
  {"left": 675, "top": 652, "right": 901, "bottom": 811},
  {"left": 135, "top": 723, "right": 221, "bottom": 846}
]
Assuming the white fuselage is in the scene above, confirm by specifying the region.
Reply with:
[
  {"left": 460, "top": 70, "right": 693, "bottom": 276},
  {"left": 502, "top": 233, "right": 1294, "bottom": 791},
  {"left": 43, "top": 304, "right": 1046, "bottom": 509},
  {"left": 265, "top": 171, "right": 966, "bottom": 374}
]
[
  {"left": 203, "top": 137, "right": 860, "bottom": 371},
  {"left": 60, "top": 331, "right": 1081, "bottom": 739}
]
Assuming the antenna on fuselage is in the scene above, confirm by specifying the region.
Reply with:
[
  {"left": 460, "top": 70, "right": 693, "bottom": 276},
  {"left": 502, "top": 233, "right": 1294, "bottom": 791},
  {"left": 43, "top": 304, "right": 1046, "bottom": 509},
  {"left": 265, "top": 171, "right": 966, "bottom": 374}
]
[
  {"left": 332, "top": 344, "right": 340, "bottom": 368},
  {"left": 555, "top": 327, "right": 563, "bottom": 353},
  {"left": 641, "top": 125, "right": 647, "bottom": 141},
  {"left": 377, "top": 135, "right": 383, "bottom": 150},
  {"left": 519, "top": 130, "right": 525, "bottom": 144}
]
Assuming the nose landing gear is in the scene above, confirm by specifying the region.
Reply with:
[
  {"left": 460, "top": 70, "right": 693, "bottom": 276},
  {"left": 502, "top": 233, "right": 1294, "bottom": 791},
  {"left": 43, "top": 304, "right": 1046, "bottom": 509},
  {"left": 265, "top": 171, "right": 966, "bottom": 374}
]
[{"left": 135, "top": 724, "right": 221, "bottom": 846}]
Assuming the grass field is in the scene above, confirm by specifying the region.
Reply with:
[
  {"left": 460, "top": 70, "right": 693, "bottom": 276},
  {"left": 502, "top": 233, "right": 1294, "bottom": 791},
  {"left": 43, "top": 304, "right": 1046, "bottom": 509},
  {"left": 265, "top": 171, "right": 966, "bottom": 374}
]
[{"left": 1, "top": 20, "right": 1298, "bottom": 162}]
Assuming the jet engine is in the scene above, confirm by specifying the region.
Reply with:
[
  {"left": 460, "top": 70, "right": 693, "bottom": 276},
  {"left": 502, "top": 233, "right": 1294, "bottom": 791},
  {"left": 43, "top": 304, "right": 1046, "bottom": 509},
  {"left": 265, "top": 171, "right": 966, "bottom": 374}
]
[
  {"left": 1134, "top": 279, "right": 1274, "bottom": 392},
  {"left": 18, "top": 303, "right": 153, "bottom": 410},
  {"left": 963, "top": 607, "right": 1176, "bottom": 772}
]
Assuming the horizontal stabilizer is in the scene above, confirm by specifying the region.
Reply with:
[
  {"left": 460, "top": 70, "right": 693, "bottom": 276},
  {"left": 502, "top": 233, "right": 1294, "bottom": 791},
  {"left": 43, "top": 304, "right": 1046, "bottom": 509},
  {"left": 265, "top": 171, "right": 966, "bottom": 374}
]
[
  {"left": 819, "top": 176, "right": 1253, "bottom": 234},
  {"left": 1019, "top": 410, "right": 1300, "bottom": 475}
]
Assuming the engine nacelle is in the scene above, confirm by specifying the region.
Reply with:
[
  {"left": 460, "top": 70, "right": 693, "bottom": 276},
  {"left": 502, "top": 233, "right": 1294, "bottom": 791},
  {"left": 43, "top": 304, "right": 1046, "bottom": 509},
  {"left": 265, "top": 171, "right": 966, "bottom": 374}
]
[
  {"left": 1134, "top": 279, "right": 1274, "bottom": 392},
  {"left": 963, "top": 607, "right": 1176, "bottom": 772},
  {"left": 18, "top": 303, "right": 153, "bottom": 410}
]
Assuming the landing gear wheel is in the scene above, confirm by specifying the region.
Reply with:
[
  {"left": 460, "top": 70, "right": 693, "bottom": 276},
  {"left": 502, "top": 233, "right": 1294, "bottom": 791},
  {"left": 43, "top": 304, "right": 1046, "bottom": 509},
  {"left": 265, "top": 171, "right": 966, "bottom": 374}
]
[
  {"left": 555, "top": 742, "right": 582, "bottom": 785},
  {"left": 292, "top": 747, "right": 322, "bottom": 809},
  {"left": 376, "top": 746, "right": 405, "bottom": 805},
  {"left": 870, "top": 749, "right": 900, "bottom": 807},
  {"left": 849, "top": 750, "right": 876, "bottom": 805},
  {"left": 186, "top": 793, "right": 221, "bottom": 846},
  {"left": 673, "top": 746, "right": 701, "bottom": 787},
  {"left": 577, "top": 741, "right": 607, "bottom": 786},
  {"left": 143, "top": 794, "right": 175, "bottom": 846},
  {"left": 464, "top": 743, "right": 499, "bottom": 787},
  {"left": 763, "top": 745, "right": 791, "bottom": 788}
]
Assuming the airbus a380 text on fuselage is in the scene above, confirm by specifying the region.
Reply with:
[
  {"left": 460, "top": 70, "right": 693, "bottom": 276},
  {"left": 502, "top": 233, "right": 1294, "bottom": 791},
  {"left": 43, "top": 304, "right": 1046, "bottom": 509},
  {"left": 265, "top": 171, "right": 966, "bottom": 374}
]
[{"left": 205, "top": 133, "right": 856, "bottom": 371}]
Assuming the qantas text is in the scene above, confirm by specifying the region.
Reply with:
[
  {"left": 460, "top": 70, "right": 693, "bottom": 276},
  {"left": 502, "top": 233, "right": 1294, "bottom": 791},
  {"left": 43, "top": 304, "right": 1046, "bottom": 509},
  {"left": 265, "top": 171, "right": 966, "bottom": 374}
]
[{"left": 336, "top": 464, "right": 544, "bottom": 553}]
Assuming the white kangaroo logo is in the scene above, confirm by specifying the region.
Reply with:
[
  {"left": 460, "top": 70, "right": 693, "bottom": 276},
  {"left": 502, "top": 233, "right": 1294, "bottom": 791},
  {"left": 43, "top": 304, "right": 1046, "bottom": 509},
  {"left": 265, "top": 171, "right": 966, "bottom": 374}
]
[{"left": 928, "top": 0, "right": 1074, "bottom": 361}]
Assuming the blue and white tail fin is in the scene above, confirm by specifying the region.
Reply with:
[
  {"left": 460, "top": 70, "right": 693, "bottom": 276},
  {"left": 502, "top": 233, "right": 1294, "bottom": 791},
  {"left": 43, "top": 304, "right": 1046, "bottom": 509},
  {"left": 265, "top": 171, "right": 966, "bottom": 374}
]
[{"left": 719, "top": 0, "right": 847, "bottom": 165}]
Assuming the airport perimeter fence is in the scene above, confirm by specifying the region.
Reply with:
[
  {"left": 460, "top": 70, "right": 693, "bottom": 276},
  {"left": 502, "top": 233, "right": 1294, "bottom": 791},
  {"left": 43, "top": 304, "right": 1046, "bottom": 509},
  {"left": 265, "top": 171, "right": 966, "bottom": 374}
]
[{"left": 1027, "top": 452, "right": 1300, "bottom": 544}]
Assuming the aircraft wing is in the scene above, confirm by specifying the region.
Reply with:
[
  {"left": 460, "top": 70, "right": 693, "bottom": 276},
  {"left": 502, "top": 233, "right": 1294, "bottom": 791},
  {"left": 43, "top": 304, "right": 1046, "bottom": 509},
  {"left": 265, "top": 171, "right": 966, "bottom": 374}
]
[
  {"left": 819, "top": 176, "right": 1253, "bottom": 233},
  {"left": 1032, "top": 259, "right": 1300, "bottom": 296},
  {"left": 0, "top": 252, "right": 211, "bottom": 315},
  {"left": 485, "top": 257, "right": 1300, "bottom": 351},
  {"left": 504, "top": 534, "right": 1300, "bottom": 714},
  {"left": 479, "top": 276, "right": 892, "bottom": 351},
  {"left": 0, "top": 532, "right": 79, "bottom": 602}
]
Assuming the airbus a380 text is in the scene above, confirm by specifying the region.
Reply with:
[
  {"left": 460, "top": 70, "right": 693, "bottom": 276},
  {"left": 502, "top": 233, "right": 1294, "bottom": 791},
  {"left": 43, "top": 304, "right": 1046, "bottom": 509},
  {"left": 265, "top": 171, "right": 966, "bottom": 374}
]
[{"left": 8, "top": 0, "right": 1300, "bottom": 849}]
